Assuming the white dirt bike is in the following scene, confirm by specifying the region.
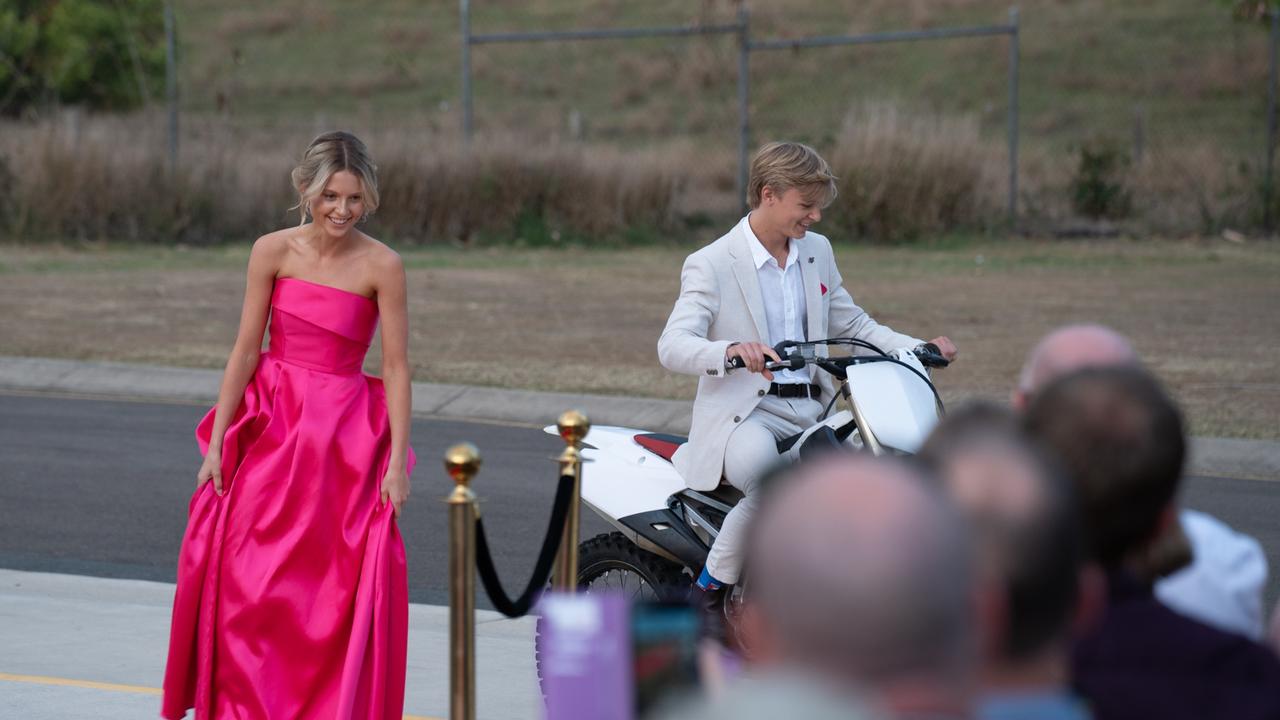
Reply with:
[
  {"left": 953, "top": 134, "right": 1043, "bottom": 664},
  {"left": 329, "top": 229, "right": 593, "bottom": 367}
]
[{"left": 542, "top": 338, "right": 950, "bottom": 607}]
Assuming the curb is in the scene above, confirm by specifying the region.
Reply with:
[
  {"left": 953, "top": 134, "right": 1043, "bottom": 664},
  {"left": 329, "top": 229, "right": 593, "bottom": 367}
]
[
  {"left": 0, "top": 356, "right": 1274, "bottom": 481},
  {"left": 0, "top": 355, "right": 694, "bottom": 432}
]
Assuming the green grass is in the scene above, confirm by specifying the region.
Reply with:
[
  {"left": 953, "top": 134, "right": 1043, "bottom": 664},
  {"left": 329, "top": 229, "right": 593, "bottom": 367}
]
[
  {"left": 171, "top": 0, "right": 1275, "bottom": 161},
  {"left": 0, "top": 243, "right": 251, "bottom": 273}
]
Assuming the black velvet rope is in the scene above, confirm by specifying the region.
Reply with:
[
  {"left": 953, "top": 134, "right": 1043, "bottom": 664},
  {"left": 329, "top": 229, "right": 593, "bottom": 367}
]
[{"left": 474, "top": 471, "right": 576, "bottom": 618}]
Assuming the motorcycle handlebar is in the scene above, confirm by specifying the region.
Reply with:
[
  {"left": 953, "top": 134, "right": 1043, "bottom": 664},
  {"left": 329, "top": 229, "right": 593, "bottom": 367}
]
[
  {"left": 913, "top": 343, "right": 950, "bottom": 369},
  {"left": 726, "top": 353, "right": 805, "bottom": 372},
  {"left": 727, "top": 341, "right": 950, "bottom": 372}
]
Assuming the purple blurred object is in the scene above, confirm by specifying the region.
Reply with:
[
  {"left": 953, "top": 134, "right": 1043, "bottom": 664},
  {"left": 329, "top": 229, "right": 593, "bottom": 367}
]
[{"left": 541, "top": 592, "right": 633, "bottom": 720}]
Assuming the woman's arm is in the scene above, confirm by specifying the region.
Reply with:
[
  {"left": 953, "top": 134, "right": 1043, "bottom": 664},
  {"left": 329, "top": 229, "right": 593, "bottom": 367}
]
[
  {"left": 373, "top": 248, "right": 412, "bottom": 518},
  {"left": 196, "top": 235, "right": 282, "bottom": 495}
]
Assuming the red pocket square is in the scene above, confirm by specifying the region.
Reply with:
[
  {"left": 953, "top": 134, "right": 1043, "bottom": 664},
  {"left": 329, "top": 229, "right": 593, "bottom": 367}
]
[{"left": 820, "top": 283, "right": 828, "bottom": 296}]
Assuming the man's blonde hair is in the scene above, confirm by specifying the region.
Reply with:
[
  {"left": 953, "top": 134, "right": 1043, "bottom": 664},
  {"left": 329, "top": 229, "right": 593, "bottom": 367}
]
[{"left": 747, "top": 141, "right": 838, "bottom": 210}]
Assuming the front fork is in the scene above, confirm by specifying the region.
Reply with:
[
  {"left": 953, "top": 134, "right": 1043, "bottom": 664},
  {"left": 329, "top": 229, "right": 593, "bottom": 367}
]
[{"left": 838, "top": 379, "right": 884, "bottom": 456}]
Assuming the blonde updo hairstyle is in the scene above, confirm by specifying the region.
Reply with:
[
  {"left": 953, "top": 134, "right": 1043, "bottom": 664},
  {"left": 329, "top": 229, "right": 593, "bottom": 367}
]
[{"left": 290, "top": 131, "right": 380, "bottom": 224}]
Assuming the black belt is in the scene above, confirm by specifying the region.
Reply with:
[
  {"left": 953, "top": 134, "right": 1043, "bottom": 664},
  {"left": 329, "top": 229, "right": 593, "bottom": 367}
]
[{"left": 767, "top": 382, "right": 822, "bottom": 400}]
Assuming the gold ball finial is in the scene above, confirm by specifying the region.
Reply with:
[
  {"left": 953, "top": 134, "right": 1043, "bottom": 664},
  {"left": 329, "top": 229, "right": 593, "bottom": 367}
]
[
  {"left": 557, "top": 410, "right": 591, "bottom": 446},
  {"left": 443, "top": 442, "right": 482, "bottom": 486}
]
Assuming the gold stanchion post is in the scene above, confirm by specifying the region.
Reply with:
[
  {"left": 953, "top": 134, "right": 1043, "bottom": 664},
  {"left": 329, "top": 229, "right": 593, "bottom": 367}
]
[
  {"left": 445, "top": 442, "right": 481, "bottom": 720},
  {"left": 552, "top": 410, "right": 590, "bottom": 592}
]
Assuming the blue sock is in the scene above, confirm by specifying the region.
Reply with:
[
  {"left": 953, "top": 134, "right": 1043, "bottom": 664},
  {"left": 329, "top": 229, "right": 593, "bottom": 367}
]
[{"left": 696, "top": 567, "right": 724, "bottom": 591}]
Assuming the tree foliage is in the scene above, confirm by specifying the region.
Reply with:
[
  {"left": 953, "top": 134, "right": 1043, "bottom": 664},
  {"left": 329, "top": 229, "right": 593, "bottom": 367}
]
[
  {"left": 1225, "top": 1, "right": 1280, "bottom": 21},
  {"left": 0, "top": 0, "right": 166, "bottom": 116}
]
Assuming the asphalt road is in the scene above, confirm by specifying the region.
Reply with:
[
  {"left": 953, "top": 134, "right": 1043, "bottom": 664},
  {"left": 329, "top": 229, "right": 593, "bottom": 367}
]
[
  {"left": 1, "top": 392, "right": 1277, "bottom": 611},
  {"left": 0, "top": 391, "right": 614, "bottom": 609}
]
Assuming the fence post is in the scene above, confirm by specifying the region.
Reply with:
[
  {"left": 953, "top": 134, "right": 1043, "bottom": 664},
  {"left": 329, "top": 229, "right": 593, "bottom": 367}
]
[
  {"left": 460, "top": 0, "right": 473, "bottom": 143},
  {"left": 164, "top": 0, "right": 178, "bottom": 178},
  {"left": 445, "top": 442, "right": 481, "bottom": 720},
  {"left": 737, "top": 5, "right": 751, "bottom": 213},
  {"left": 1007, "top": 6, "right": 1020, "bottom": 232},
  {"left": 552, "top": 411, "right": 590, "bottom": 591},
  {"left": 1266, "top": 8, "right": 1278, "bottom": 233}
]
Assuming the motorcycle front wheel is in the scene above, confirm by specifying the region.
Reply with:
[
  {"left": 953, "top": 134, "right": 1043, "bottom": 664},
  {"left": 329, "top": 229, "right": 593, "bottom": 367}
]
[{"left": 576, "top": 531, "right": 688, "bottom": 601}]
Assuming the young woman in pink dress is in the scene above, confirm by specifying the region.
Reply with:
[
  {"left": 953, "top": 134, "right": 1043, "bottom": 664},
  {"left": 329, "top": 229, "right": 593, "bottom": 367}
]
[{"left": 162, "top": 131, "right": 414, "bottom": 719}]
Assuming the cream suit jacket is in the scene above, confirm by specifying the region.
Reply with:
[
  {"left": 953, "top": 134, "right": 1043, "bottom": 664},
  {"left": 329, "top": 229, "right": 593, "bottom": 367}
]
[{"left": 657, "top": 218, "right": 923, "bottom": 491}]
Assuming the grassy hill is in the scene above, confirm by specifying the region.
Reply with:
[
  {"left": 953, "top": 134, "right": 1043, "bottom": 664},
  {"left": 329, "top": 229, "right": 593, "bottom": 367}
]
[
  {"left": 3, "top": 1, "right": 1274, "bottom": 244},
  {"left": 174, "top": 0, "right": 1272, "bottom": 158}
]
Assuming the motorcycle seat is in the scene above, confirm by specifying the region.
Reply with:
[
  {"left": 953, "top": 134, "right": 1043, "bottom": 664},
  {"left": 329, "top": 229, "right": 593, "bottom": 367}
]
[
  {"left": 634, "top": 432, "right": 687, "bottom": 462},
  {"left": 699, "top": 483, "right": 744, "bottom": 506}
]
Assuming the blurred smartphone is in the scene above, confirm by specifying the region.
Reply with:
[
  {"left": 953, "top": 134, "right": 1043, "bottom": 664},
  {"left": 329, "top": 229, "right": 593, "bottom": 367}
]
[
  {"left": 541, "top": 593, "right": 631, "bottom": 720},
  {"left": 631, "top": 600, "right": 701, "bottom": 716}
]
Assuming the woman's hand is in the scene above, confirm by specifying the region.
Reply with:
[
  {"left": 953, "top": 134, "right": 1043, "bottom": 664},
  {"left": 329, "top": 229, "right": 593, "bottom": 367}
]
[
  {"left": 381, "top": 466, "right": 410, "bottom": 520},
  {"left": 196, "top": 448, "right": 224, "bottom": 496}
]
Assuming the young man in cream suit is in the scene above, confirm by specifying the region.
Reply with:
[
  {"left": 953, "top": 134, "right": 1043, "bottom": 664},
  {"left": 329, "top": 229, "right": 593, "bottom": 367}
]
[{"left": 658, "top": 142, "right": 958, "bottom": 615}]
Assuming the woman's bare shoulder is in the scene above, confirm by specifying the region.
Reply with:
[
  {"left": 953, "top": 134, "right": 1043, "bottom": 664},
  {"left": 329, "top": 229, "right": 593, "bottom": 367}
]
[
  {"left": 245, "top": 229, "right": 297, "bottom": 278},
  {"left": 362, "top": 234, "right": 404, "bottom": 273},
  {"left": 251, "top": 228, "right": 297, "bottom": 255}
]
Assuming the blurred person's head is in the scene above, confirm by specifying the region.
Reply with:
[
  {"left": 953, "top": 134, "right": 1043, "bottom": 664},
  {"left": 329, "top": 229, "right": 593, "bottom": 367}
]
[
  {"left": 918, "top": 403, "right": 1100, "bottom": 688},
  {"left": 1013, "top": 324, "right": 1137, "bottom": 411},
  {"left": 1024, "top": 366, "right": 1186, "bottom": 570},
  {"left": 742, "top": 453, "right": 977, "bottom": 715},
  {"left": 1014, "top": 324, "right": 1190, "bottom": 578}
]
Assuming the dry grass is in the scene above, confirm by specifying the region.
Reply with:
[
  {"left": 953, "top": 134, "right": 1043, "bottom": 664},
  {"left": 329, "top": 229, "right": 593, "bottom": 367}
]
[
  {"left": 1129, "top": 143, "right": 1259, "bottom": 236},
  {"left": 0, "top": 99, "right": 1274, "bottom": 248},
  {"left": 378, "top": 138, "right": 681, "bottom": 244},
  {"left": 826, "top": 103, "right": 1004, "bottom": 242},
  {"left": 3, "top": 115, "right": 288, "bottom": 244},
  {"left": 0, "top": 239, "right": 1276, "bottom": 440},
  {"left": 0, "top": 114, "right": 682, "bottom": 245}
]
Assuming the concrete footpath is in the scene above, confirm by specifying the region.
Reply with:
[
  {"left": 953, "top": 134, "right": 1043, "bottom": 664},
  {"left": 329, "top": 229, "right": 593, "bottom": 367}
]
[
  {"left": 1, "top": 355, "right": 1277, "bottom": 481},
  {"left": 0, "top": 569, "right": 539, "bottom": 720}
]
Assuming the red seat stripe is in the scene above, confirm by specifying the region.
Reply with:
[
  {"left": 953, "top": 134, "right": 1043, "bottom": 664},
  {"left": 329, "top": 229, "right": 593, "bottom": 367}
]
[{"left": 634, "top": 434, "right": 684, "bottom": 462}]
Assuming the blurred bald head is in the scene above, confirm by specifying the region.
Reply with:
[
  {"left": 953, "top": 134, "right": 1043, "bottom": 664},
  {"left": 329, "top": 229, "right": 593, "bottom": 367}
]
[
  {"left": 747, "top": 454, "right": 975, "bottom": 688},
  {"left": 1014, "top": 324, "right": 1137, "bottom": 410}
]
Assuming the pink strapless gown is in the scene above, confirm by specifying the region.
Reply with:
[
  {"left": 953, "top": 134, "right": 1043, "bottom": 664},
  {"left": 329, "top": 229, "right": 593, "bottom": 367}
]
[{"left": 162, "top": 277, "right": 414, "bottom": 720}]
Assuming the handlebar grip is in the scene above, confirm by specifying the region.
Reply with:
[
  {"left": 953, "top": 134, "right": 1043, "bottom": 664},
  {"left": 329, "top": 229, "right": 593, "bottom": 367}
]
[
  {"left": 727, "top": 353, "right": 805, "bottom": 372},
  {"left": 913, "top": 343, "right": 950, "bottom": 369}
]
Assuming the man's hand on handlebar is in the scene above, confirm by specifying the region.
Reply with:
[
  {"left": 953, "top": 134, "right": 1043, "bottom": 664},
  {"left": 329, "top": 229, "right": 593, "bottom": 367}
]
[
  {"left": 726, "top": 341, "right": 782, "bottom": 380},
  {"left": 927, "top": 336, "right": 959, "bottom": 362}
]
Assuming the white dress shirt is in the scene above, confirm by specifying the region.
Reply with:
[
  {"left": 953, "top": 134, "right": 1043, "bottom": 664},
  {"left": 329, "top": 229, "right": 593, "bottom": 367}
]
[
  {"left": 743, "top": 215, "right": 812, "bottom": 385},
  {"left": 1156, "top": 509, "right": 1268, "bottom": 640}
]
